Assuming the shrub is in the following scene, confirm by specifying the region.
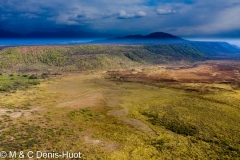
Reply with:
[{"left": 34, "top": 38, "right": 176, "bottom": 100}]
[
  {"left": 160, "top": 117, "right": 198, "bottom": 136},
  {"left": 0, "top": 86, "right": 10, "bottom": 92},
  {"left": 142, "top": 112, "right": 198, "bottom": 136},
  {"left": 28, "top": 81, "right": 40, "bottom": 85},
  {"left": 151, "top": 138, "right": 165, "bottom": 151},
  {"left": 41, "top": 73, "right": 49, "bottom": 79},
  {"left": 28, "top": 74, "right": 38, "bottom": 79}
]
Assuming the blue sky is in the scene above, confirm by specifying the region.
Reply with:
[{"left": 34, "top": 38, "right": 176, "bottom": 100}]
[{"left": 1, "top": 0, "right": 240, "bottom": 38}]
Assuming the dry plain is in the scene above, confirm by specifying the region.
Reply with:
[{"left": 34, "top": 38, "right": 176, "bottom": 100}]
[{"left": 0, "top": 60, "right": 240, "bottom": 159}]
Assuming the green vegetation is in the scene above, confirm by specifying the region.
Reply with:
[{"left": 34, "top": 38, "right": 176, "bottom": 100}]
[
  {"left": 0, "top": 71, "right": 239, "bottom": 159},
  {"left": 0, "top": 73, "right": 46, "bottom": 92},
  {"left": 0, "top": 45, "right": 207, "bottom": 73},
  {"left": 188, "top": 42, "right": 240, "bottom": 57},
  {"left": 144, "top": 44, "right": 204, "bottom": 61},
  {"left": 125, "top": 84, "right": 240, "bottom": 159},
  {"left": 0, "top": 45, "right": 240, "bottom": 159},
  {"left": 142, "top": 112, "right": 198, "bottom": 136}
]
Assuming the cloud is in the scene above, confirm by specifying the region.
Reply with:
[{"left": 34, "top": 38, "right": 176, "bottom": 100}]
[
  {"left": 135, "top": 11, "right": 147, "bottom": 17},
  {"left": 156, "top": 8, "right": 176, "bottom": 15},
  {"left": 20, "top": 13, "right": 40, "bottom": 19},
  {"left": 0, "top": 0, "right": 240, "bottom": 38},
  {"left": 118, "top": 10, "right": 135, "bottom": 19},
  {"left": 117, "top": 10, "right": 146, "bottom": 19},
  {"left": 67, "top": 12, "right": 88, "bottom": 23},
  {"left": 179, "top": 5, "right": 240, "bottom": 36}
]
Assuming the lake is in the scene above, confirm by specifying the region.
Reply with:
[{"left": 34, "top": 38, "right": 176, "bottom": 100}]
[
  {"left": 0, "top": 38, "right": 99, "bottom": 46},
  {"left": 0, "top": 38, "right": 240, "bottom": 48}
]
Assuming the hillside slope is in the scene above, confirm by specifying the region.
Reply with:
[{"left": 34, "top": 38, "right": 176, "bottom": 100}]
[
  {"left": 189, "top": 42, "right": 240, "bottom": 57},
  {"left": 0, "top": 43, "right": 239, "bottom": 73},
  {"left": 145, "top": 43, "right": 240, "bottom": 59},
  {"left": 0, "top": 45, "right": 206, "bottom": 73}
]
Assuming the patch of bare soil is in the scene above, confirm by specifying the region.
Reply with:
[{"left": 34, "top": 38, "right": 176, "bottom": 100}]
[
  {"left": 0, "top": 106, "right": 41, "bottom": 119},
  {"left": 108, "top": 109, "right": 128, "bottom": 117},
  {"left": 104, "top": 97, "right": 122, "bottom": 108},
  {"left": 83, "top": 134, "right": 120, "bottom": 152},
  {"left": 84, "top": 135, "right": 101, "bottom": 145},
  {"left": 102, "top": 143, "right": 120, "bottom": 152},
  {"left": 0, "top": 109, "right": 13, "bottom": 116},
  {"left": 9, "top": 112, "right": 23, "bottom": 118},
  {"left": 121, "top": 118, "right": 157, "bottom": 136},
  {"left": 57, "top": 91, "right": 103, "bottom": 108}
]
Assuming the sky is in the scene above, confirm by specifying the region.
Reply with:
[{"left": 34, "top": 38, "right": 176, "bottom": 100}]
[{"left": 1, "top": 0, "right": 240, "bottom": 38}]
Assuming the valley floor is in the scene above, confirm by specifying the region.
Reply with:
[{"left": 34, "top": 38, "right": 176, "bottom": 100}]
[{"left": 0, "top": 60, "right": 240, "bottom": 159}]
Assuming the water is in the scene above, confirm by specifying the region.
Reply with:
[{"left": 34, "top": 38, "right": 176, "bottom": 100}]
[
  {"left": 1, "top": 38, "right": 240, "bottom": 48},
  {"left": 0, "top": 38, "right": 99, "bottom": 46},
  {"left": 186, "top": 38, "right": 240, "bottom": 48}
]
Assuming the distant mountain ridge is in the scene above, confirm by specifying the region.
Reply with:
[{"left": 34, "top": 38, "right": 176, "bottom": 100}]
[
  {"left": 0, "top": 29, "right": 21, "bottom": 38},
  {"left": 109, "top": 32, "right": 185, "bottom": 41},
  {"left": 97, "top": 32, "right": 189, "bottom": 45},
  {"left": 96, "top": 32, "right": 240, "bottom": 56},
  {"left": 0, "top": 29, "right": 240, "bottom": 59},
  {"left": 0, "top": 29, "right": 184, "bottom": 40}
]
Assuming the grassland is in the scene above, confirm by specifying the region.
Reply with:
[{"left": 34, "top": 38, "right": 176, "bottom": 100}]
[{"left": 0, "top": 45, "right": 240, "bottom": 159}]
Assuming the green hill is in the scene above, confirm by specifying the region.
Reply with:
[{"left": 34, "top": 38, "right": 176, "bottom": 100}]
[
  {"left": 0, "top": 45, "right": 206, "bottom": 73},
  {"left": 0, "top": 43, "right": 239, "bottom": 73}
]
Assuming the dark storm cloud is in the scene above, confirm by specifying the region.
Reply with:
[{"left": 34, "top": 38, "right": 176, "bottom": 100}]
[{"left": 0, "top": 0, "right": 240, "bottom": 38}]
